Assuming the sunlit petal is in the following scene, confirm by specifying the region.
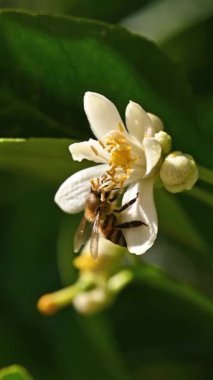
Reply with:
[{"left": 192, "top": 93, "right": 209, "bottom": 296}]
[
  {"left": 69, "top": 139, "right": 109, "bottom": 163},
  {"left": 121, "top": 179, "right": 157, "bottom": 255},
  {"left": 125, "top": 101, "right": 154, "bottom": 142},
  {"left": 147, "top": 113, "right": 164, "bottom": 133},
  {"left": 143, "top": 137, "right": 162, "bottom": 176},
  {"left": 84, "top": 92, "right": 125, "bottom": 139},
  {"left": 54, "top": 164, "right": 108, "bottom": 213}
]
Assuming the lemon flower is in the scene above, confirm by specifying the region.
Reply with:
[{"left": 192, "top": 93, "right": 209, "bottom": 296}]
[{"left": 55, "top": 92, "right": 166, "bottom": 254}]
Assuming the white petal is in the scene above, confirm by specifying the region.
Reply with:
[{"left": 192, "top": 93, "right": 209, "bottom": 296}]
[
  {"left": 125, "top": 101, "right": 154, "bottom": 142},
  {"left": 69, "top": 139, "right": 109, "bottom": 163},
  {"left": 54, "top": 164, "right": 108, "bottom": 213},
  {"left": 147, "top": 113, "right": 164, "bottom": 133},
  {"left": 143, "top": 137, "right": 162, "bottom": 176},
  {"left": 121, "top": 179, "right": 157, "bottom": 255},
  {"left": 84, "top": 92, "right": 125, "bottom": 139}
]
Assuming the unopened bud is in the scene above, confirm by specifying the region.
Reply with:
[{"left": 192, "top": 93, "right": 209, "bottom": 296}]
[
  {"left": 37, "top": 280, "right": 93, "bottom": 316},
  {"left": 37, "top": 293, "right": 59, "bottom": 316},
  {"left": 160, "top": 151, "right": 198, "bottom": 193},
  {"left": 148, "top": 113, "right": 164, "bottom": 133},
  {"left": 73, "top": 288, "right": 112, "bottom": 315},
  {"left": 155, "top": 131, "right": 172, "bottom": 154}
]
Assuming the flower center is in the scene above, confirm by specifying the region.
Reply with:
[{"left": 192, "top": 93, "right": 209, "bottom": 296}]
[{"left": 101, "top": 127, "right": 137, "bottom": 176}]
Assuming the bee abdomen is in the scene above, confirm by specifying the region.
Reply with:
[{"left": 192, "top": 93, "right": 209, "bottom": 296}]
[
  {"left": 100, "top": 215, "right": 127, "bottom": 247},
  {"left": 104, "top": 228, "right": 127, "bottom": 247}
]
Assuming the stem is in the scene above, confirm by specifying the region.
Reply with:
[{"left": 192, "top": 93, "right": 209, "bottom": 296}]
[
  {"left": 133, "top": 264, "right": 213, "bottom": 317},
  {"left": 187, "top": 186, "right": 213, "bottom": 207},
  {"left": 198, "top": 165, "right": 213, "bottom": 185},
  {"left": 121, "top": 0, "right": 213, "bottom": 43},
  {"left": 37, "top": 278, "right": 94, "bottom": 315},
  {"left": 107, "top": 270, "right": 133, "bottom": 293},
  {"left": 49, "top": 283, "right": 85, "bottom": 308}
]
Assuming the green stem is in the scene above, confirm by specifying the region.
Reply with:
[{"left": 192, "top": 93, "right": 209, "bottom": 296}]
[
  {"left": 187, "top": 186, "right": 213, "bottom": 207},
  {"left": 48, "top": 278, "right": 94, "bottom": 309},
  {"left": 133, "top": 264, "right": 213, "bottom": 317},
  {"left": 198, "top": 165, "right": 213, "bottom": 185},
  {"left": 121, "top": 0, "right": 213, "bottom": 43},
  {"left": 107, "top": 270, "right": 133, "bottom": 293}
]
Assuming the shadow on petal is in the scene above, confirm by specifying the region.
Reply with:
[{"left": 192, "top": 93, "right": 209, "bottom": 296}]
[
  {"left": 55, "top": 164, "right": 109, "bottom": 213},
  {"left": 121, "top": 179, "right": 158, "bottom": 255}
]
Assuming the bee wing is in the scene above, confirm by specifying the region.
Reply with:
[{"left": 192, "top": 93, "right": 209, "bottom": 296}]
[
  {"left": 90, "top": 213, "right": 100, "bottom": 259},
  {"left": 74, "top": 216, "right": 88, "bottom": 253}
]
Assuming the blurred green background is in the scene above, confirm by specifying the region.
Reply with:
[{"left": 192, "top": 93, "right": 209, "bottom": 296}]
[{"left": 0, "top": 1, "right": 212, "bottom": 379}]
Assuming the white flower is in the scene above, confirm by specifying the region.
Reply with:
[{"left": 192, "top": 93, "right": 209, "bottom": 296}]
[{"left": 55, "top": 92, "right": 165, "bottom": 254}]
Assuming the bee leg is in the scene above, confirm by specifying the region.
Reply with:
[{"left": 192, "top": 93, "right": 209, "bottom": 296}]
[
  {"left": 114, "top": 220, "right": 148, "bottom": 228},
  {"left": 114, "top": 193, "right": 139, "bottom": 213},
  {"left": 109, "top": 192, "right": 120, "bottom": 203}
]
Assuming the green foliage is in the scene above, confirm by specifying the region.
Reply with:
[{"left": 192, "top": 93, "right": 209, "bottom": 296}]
[
  {"left": 0, "top": 4, "right": 212, "bottom": 380},
  {"left": 0, "top": 10, "right": 212, "bottom": 168},
  {"left": 0, "top": 0, "right": 149, "bottom": 22},
  {"left": 0, "top": 138, "right": 78, "bottom": 183},
  {"left": 64, "top": 0, "right": 148, "bottom": 22},
  {"left": 162, "top": 15, "right": 213, "bottom": 142},
  {"left": 0, "top": 366, "right": 33, "bottom": 380}
]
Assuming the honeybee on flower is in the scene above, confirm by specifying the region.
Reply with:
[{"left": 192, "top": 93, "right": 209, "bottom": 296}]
[
  {"left": 55, "top": 92, "right": 198, "bottom": 255},
  {"left": 74, "top": 173, "right": 147, "bottom": 259}
]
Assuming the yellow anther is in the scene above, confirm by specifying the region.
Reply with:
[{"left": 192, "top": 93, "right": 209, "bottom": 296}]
[
  {"left": 91, "top": 146, "right": 99, "bottom": 156},
  {"left": 103, "top": 130, "right": 137, "bottom": 179},
  {"left": 91, "top": 130, "right": 137, "bottom": 195},
  {"left": 118, "top": 122, "right": 124, "bottom": 132},
  {"left": 99, "top": 140, "right": 106, "bottom": 149},
  {"left": 90, "top": 177, "right": 100, "bottom": 191}
]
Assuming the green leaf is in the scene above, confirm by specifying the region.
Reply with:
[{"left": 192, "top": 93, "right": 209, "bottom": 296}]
[
  {"left": 1, "top": 0, "right": 149, "bottom": 23},
  {"left": 64, "top": 0, "right": 148, "bottom": 23},
  {"left": 155, "top": 188, "right": 208, "bottom": 254},
  {"left": 0, "top": 138, "right": 81, "bottom": 184},
  {"left": 133, "top": 262, "right": 213, "bottom": 318},
  {"left": 0, "top": 0, "right": 63, "bottom": 13},
  {"left": 162, "top": 15, "right": 213, "bottom": 93},
  {"left": 162, "top": 16, "right": 213, "bottom": 143},
  {"left": 0, "top": 10, "right": 211, "bottom": 167},
  {"left": 0, "top": 366, "right": 33, "bottom": 380}
]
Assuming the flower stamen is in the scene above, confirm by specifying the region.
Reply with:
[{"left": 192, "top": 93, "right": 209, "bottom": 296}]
[
  {"left": 100, "top": 127, "right": 138, "bottom": 187},
  {"left": 91, "top": 145, "right": 99, "bottom": 156},
  {"left": 105, "top": 133, "right": 137, "bottom": 171},
  {"left": 99, "top": 140, "right": 106, "bottom": 149},
  {"left": 118, "top": 122, "right": 124, "bottom": 133}
]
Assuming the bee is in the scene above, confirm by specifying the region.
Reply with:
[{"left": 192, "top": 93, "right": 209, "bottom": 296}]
[{"left": 74, "top": 185, "right": 147, "bottom": 259}]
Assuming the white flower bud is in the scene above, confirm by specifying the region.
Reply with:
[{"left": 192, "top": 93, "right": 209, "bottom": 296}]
[
  {"left": 147, "top": 113, "right": 164, "bottom": 133},
  {"left": 160, "top": 151, "right": 198, "bottom": 193},
  {"left": 155, "top": 131, "right": 172, "bottom": 154},
  {"left": 73, "top": 288, "right": 111, "bottom": 315}
]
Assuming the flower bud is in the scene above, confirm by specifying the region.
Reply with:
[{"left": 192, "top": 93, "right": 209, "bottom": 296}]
[
  {"left": 37, "top": 278, "right": 94, "bottom": 315},
  {"left": 160, "top": 151, "right": 198, "bottom": 193},
  {"left": 147, "top": 113, "right": 164, "bottom": 133},
  {"left": 37, "top": 293, "right": 59, "bottom": 316},
  {"left": 73, "top": 288, "right": 112, "bottom": 315},
  {"left": 155, "top": 131, "right": 172, "bottom": 154}
]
